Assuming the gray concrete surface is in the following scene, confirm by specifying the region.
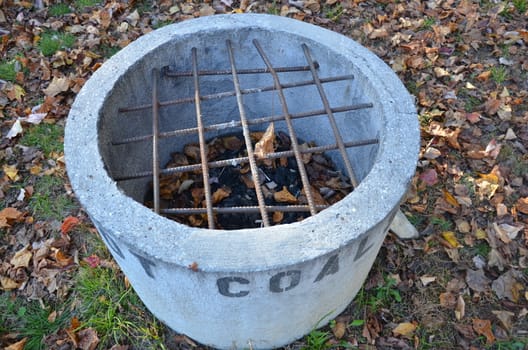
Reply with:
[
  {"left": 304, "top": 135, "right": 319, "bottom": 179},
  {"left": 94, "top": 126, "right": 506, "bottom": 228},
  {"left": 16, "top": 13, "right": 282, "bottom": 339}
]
[{"left": 65, "top": 14, "right": 420, "bottom": 349}]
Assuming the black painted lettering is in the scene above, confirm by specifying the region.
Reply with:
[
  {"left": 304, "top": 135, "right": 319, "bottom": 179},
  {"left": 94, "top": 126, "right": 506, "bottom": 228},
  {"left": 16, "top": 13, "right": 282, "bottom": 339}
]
[
  {"left": 217, "top": 277, "right": 250, "bottom": 297},
  {"left": 353, "top": 236, "right": 374, "bottom": 262},
  {"left": 98, "top": 229, "right": 125, "bottom": 260},
  {"left": 314, "top": 254, "right": 339, "bottom": 282},
  {"left": 269, "top": 270, "right": 301, "bottom": 293},
  {"left": 130, "top": 250, "right": 157, "bottom": 278}
]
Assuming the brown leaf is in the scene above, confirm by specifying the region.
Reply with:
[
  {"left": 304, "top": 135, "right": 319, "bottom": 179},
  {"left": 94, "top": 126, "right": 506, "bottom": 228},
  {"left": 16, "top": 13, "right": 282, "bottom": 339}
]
[
  {"left": 466, "top": 269, "right": 491, "bottom": 293},
  {"left": 472, "top": 318, "right": 495, "bottom": 345},
  {"left": 212, "top": 186, "right": 231, "bottom": 204},
  {"left": 4, "top": 338, "right": 27, "bottom": 350},
  {"left": 455, "top": 295, "right": 465, "bottom": 320},
  {"left": 272, "top": 211, "right": 284, "bottom": 224},
  {"left": 492, "top": 270, "right": 523, "bottom": 302},
  {"left": 443, "top": 189, "right": 460, "bottom": 207},
  {"left": 222, "top": 136, "right": 242, "bottom": 151},
  {"left": 419, "top": 168, "right": 438, "bottom": 186},
  {"left": 517, "top": 197, "right": 528, "bottom": 214},
  {"left": 439, "top": 292, "right": 457, "bottom": 308},
  {"left": 491, "top": 310, "right": 515, "bottom": 332},
  {"left": 392, "top": 322, "right": 416, "bottom": 337},
  {"left": 0, "top": 207, "right": 24, "bottom": 228},
  {"left": 332, "top": 321, "right": 346, "bottom": 339},
  {"left": 0, "top": 276, "right": 21, "bottom": 290},
  {"left": 273, "top": 186, "right": 297, "bottom": 204},
  {"left": 10, "top": 245, "right": 32, "bottom": 268},
  {"left": 53, "top": 249, "right": 74, "bottom": 267},
  {"left": 61, "top": 216, "right": 80, "bottom": 235},
  {"left": 43, "top": 76, "right": 70, "bottom": 97},
  {"left": 77, "top": 328, "right": 100, "bottom": 350},
  {"left": 254, "top": 123, "right": 275, "bottom": 161}
]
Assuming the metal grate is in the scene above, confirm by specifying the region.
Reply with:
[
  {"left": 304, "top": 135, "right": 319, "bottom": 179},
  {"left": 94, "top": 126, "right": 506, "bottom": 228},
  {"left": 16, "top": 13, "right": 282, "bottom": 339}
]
[{"left": 112, "top": 39, "right": 378, "bottom": 229}]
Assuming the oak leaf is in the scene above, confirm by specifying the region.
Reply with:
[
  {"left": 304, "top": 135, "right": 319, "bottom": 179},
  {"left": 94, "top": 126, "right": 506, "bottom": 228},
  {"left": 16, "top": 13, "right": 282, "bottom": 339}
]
[{"left": 0, "top": 207, "right": 24, "bottom": 228}]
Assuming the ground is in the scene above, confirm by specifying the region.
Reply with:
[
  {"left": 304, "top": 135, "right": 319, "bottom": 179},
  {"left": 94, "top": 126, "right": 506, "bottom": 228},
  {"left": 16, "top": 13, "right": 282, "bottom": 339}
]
[{"left": 0, "top": 0, "right": 527, "bottom": 349}]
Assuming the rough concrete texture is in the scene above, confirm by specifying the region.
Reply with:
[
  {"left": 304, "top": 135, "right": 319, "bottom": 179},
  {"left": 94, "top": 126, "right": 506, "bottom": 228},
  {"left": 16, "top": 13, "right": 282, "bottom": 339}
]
[{"left": 65, "top": 14, "right": 419, "bottom": 349}]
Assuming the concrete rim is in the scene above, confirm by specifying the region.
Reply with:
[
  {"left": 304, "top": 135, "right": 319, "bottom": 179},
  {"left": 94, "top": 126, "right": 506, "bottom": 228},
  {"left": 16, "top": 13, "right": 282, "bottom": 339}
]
[{"left": 65, "top": 14, "right": 419, "bottom": 272}]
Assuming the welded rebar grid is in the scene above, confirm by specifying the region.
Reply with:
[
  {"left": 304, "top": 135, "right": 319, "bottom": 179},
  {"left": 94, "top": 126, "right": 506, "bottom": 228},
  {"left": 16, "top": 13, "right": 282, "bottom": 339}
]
[{"left": 113, "top": 40, "right": 379, "bottom": 229}]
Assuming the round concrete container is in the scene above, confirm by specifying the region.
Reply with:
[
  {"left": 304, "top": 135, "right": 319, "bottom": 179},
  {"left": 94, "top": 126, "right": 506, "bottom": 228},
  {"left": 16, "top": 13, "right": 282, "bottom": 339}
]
[{"left": 65, "top": 14, "right": 419, "bottom": 349}]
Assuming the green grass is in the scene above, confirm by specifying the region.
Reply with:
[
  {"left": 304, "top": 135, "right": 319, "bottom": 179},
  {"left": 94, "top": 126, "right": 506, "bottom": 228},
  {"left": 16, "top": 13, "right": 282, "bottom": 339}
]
[
  {"left": 74, "top": 265, "right": 166, "bottom": 348},
  {"left": 513, "top": 0, "right": 527, "bottom": 13},
  {"left": 48, "top": 3, "right": 71, "bottom": 16},
  {"left": 302, "top": 329, "right": 331, "bottom": 350},
  {"left": 74, "top": 0, "right": 102, "bottom": 10},
  {"left": 0, "top": 293, "right": 69, "bottom": 350},
  {"left": 430, "top": 217, "right": 453, "bottom": 231},
  {"left": 38, "top": 31, "right": 76, "bottom": 57},
  {"left": 323, "top": 3, "right": 344, "bottom": 22},
  {"left": 0, "top": 60, "right": 17, "bottom": 82},
  {"left": 420, "top": 17, "right": 436, "bottom": 30},
  {"left": 29, "top": 175, "right": 76, "bottom": 220},
  {"left": 20, "top": 123, "right": 63, "bottom": 155},
  {"left": 491, "top": 66, "right": 508, "bottom": 85}
]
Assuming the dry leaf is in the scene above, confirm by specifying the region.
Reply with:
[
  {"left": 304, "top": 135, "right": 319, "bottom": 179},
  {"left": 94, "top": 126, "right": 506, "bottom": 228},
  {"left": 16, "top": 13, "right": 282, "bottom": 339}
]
[
  {"left": 272, "top": 211, "right": 284, "bottom": 224},
  {"left": 61, "top": 216, "right": 80, "bottom": 235},
  {"left": 442, "top": 231, "right": 462, "bottom": 248},
  {"left": 77, "top": 328, "right": 100, "bottom": 350},
  {"left": 443, "top": 189, "right": 460, "bottom": 207},
  {"left": 465, "top": 269, "right": 491, "bottom": 293},
  {"left": 491, "top": 310, "right": 515, "bottom": 332},
  {"left": 332, "top": 321, "right": 346, "bottom": 339},
  {"left": 3, "top": 164, "right": 18, "bottom": 180},
  {"left": 6, "top": 119, "right": 23, "bottom": 139},
  {"left": 54, "top": 249, "right": 74, "bottom": 267},
  {"left": 392, "top": 322, "right": 416, "bottom": 337},
  {"left": 472, "top": 318, "right": 495, "bottom": 344},
  {"left": 254, "top": 123, "right": 275, "bottom": 162},
  {"left": 455, "top": 295, "right": 465, "bottom": 320},
  {"left": 517, "top": 197, "right": 528, "bottom": 214},
  {"left": 212, "top": 186, "right": 231, "bottom": 204},
  {"left": 5, "top": 338, "right": 27, "bottom": 350},
  {"left": 43, "top": 76, "right": 70, "bottom": 97},
  {"left": 420, "top": 275, "right": 436, "bottom": 286},
  {"left": 274, "top": 186, "right": 297, "bottom": 204},
  {"left": 10, "top": 245, "right": 32, "bottom": 268},
  {"left": 0, "top": 276, "right": 21, "bottom": 290},
  {"left": 0, "top": 207, "right": 24, "bottom": 228},
  {"left": 419, "top": 168, "right": 438, "bottom": 186},
  {"left": 439, "top": 292, "right": 457, "bottom": 308}
]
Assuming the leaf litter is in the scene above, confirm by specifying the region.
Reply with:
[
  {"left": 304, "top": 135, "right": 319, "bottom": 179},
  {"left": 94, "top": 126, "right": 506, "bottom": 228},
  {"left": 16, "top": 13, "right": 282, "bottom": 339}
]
[{"left": 0, "top": 0, "right": 527, "bottom": 348}]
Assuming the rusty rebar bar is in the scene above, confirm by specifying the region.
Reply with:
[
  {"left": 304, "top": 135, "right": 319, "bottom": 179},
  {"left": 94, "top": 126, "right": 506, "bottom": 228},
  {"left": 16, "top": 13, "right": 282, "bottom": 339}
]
[
  {"left": 253, "top": 39, "right": 317, "bottom": 216},
  {"left": 114, "top": 138, "right": 379, "bottom": 181},
  {"left": 117, "top": 75, "right": 354, "bottom": 113},
  {"left": 302, "top": 44, "right": 359, "bottom": 187},
  {"left": 112, "top": 103, "right": 373, "bottom": 146},
  {"left": 152, "top": 68, "right": 160, "bottom": 214},
  {"left": 226, "top": 40, "right": 270, "bottom": 227},
  {"left": 191, "top": 47, "right": 215, "bottom": 229},
  {"left": 163, "top": 62, "right": 319, "bottom": 77}
]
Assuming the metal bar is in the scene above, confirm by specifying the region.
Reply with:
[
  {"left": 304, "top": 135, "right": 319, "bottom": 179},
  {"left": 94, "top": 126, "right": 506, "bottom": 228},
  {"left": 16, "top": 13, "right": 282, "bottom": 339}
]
[
  {"left": 114, "top": 138, "right": 379, "bottom": 181},
  {"left": 163, "top": 62, "right": 320, "bottom": 77},
  {"left": 226, "top": 40, "right": 270, "bottom": 227},
  {"left": 161, "top": 204, "right": 329, "bottom": 215},
  {"left": 112, "top": 103, "right": 373, "bottom": 146},
  {"left": 152, "top": 69, "right": 161, "bottom": 214},
  {"left": 117, "top": 75, "right": 354, "bottom": 113},
  {"left": 253, "top": 39, "right": 317, "bottom": 216},
  {"left": 302, "top": 44, "right": 359, "bottom": 188},
  {"left": 191, "top": 47, "right": 215, "bottom": 229}
]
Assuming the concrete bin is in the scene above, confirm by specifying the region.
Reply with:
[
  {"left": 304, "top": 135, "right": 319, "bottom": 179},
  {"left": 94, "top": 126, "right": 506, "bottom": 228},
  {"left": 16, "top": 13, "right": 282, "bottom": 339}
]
[{"left": 65, "top": 14, "right": 419, "bottom": 349}]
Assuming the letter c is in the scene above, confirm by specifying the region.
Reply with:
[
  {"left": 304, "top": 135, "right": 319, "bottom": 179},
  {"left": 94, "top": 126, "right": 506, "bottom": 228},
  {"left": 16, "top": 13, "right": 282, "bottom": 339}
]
[{"left": 217, "top": 277, "right": 250, "bottom": 297}]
